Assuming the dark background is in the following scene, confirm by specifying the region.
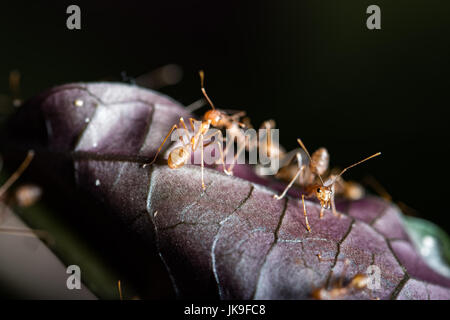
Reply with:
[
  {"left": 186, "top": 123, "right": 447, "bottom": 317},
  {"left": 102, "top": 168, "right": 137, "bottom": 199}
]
[{"left": 1, "top": 0, "right": 449, "bottom": 235}]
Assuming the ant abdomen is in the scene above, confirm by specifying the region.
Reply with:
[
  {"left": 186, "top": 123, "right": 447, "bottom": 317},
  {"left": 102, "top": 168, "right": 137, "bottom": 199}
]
[
  {"left": 310, "top": 147, "right": 329, "bottom": 176},
  {"left": 168, "top": 146, "right": 189, "bottom": 169}
]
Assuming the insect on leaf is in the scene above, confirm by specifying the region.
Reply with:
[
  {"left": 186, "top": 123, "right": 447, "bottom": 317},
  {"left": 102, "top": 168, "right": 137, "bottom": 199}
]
[{"left": 3, "top": 82, "right": 450, "bottom": 299}]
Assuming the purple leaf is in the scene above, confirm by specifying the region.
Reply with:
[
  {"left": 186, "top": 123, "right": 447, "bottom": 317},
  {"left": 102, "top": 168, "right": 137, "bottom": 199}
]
[{"left": 4, "top": 82, "right": 450, "bottom": 299}]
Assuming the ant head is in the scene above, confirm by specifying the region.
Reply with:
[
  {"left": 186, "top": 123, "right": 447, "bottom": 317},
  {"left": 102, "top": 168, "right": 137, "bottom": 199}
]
[
  {"left": 203, "top": 109, "right": 225, "bottom": 127},
  {"left": 168, "top": 146, "right": 189, "bottom": 169},
  {"left": 315, "top": 185, "right": 332, "bottom": 208}
]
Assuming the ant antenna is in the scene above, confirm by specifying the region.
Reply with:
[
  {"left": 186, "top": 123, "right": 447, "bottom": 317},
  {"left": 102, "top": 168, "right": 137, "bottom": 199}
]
[
  {"left": 199, "top": 70, "right": 216, "bottom": 110},
  {"left": 297, "top": 138, "right": 325, "bottom": 185},
  {"left": 333, "top": 152, "right": 381, "bottom": 184},
  {"left": 0, "top": 150, "right": 34, "bottom": 198}
]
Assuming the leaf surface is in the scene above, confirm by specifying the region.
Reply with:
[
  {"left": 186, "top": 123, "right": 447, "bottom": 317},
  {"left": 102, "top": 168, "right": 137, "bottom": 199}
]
[{"left": 3, "top": 82, "right": 450, "bottom": 299}]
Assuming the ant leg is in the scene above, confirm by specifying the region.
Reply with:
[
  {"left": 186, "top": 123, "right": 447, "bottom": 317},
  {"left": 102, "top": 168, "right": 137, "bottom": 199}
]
[
  {"left": 200, "top": 134, "right": 206, "bottom": 190},
  {"left": 278, "top": 148, "right": 302, "bottom": 169},
  {"left": 199, "top": 70, "right": 216, "bottom": 110},
  {"left": 247, "top": 132, "right": 258, "bottom": 153},
  {"left": 258, "top": 120, "right": 275, "bottom": 158},
  {"left": 220, "top": 135, "right": 230, "bottom": 166},
  {"left": 189, "top": 118, "right": 205, "bottom": 151},
  {"left": 225, "top": 135, "right": 246, "bottom": 174},
  {"left": 0, "top": 150, "right": 34, "bottom": 198},
  {"left": 301, "top": 194, "right": 311, "bottom": 232},
  {"left": 203, "top": 130, "right": 231, "bottom": 175},
  {"left": 189, "top": 117, "right": 196, "bottom": 131},
  {"left": 319, "top": 206, "right": 325, "bottom": 219},
  {"left": 210, "top": 141, "right": 231, "bottom": 176},
  {"left": 273, "top": 163, "right": 304, "bottom": 200},
  {"left": 143, "top": 123, "right": 179, "bottom": 168},
  {"left": 331, "top": 184, "right": 341, "bottom": 218},
  {"left": 118, "top": 280, "right": 123, "bottom": 300},
  {"left": 179, "top": 118, "right": 192, "bottom": 142},
  {"left": 331, "top": 189, "right": 340, "bottom": 218}
]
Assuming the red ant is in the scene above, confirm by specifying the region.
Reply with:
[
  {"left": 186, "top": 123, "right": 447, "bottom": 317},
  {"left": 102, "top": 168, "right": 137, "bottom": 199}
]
[
  {"left": 312, "top": 259, "right": 372, "bottom": 300},
  {"left": 197, "top": 70, "right": 255, "bottom": 174},
  {"left": 143, "top": 74, "right": 231, "bottom": 189},
  {"left": 272, "top": 139, "right": 329, "bottom": 199},
  {"left": 274, "top": 138, "right": 381, "bottom": 219},
  {"left": 0, "top": 150, "right": 47, "bottom": 240}
]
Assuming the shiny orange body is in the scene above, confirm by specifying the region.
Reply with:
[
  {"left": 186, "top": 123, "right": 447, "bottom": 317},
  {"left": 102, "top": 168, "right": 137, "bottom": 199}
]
[{"left": 312, "top": 273, "right": 369, "bottom": 300}]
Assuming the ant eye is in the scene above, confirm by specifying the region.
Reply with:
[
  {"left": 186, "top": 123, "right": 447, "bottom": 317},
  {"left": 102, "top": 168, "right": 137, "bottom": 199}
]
[{"left": 317, "top": 188, "right": 321, "bottom": 193}]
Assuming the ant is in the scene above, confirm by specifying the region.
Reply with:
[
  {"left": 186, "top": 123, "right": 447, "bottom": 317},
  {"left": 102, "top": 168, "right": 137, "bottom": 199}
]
[
  {"left": 270, "top": 136, "right": 365, "bottom": 201},
  {"left": 142, "top": 91, "right": 231, "bottom": 190},
  {"left": 198, "top": 72, "right": 291, "bottom": 176},
  {"left": 274, "top": 138, "right": 381, "bottom": 219},
  {"left": 0, "top": 150, "right": 47, "bottom": 240},
  {"left": 312, "top": 259, "right": 372, "bottom": 300},
  {"left": 253, "top": 119, "right": 306, "bottom": 178},
  {"left": 270, "top": 139, "right": 329, "bottom": 198},
  {"left": 0, "top": 150, "right": 35, "bottom": 202},
  {"left": 257, "top": 119, "right": 289, "bottom": 160},
  {"left": 197, "top": 70, "right": 253, "bottom": 174},
  {"left": 274, "top": 140, "right": 365, "bottom": 201}
]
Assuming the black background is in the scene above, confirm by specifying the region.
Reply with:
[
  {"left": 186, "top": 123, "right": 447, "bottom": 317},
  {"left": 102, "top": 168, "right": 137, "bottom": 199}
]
[{"left": 1, "top": 0, "right": 449, "bottom": 232}]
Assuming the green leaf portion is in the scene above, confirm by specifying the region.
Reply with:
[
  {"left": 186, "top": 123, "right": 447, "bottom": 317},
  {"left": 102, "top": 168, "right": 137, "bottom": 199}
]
[{"left": 403, "top": 215, "right": 450, "bottom": 278}]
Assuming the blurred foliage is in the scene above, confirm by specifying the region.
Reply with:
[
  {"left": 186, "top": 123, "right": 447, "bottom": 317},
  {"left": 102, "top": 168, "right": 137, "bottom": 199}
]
[
  {"left": 0, "top": 170, "right": 135, "bottom": 299},
  {"left": 403, "top": 215, "right": 450, "bottom": 279}
]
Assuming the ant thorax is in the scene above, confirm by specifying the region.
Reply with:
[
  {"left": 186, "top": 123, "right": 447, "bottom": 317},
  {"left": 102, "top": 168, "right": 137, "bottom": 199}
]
[{"left": 203, "top": 109, "right": 225, "bottom": 127}]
